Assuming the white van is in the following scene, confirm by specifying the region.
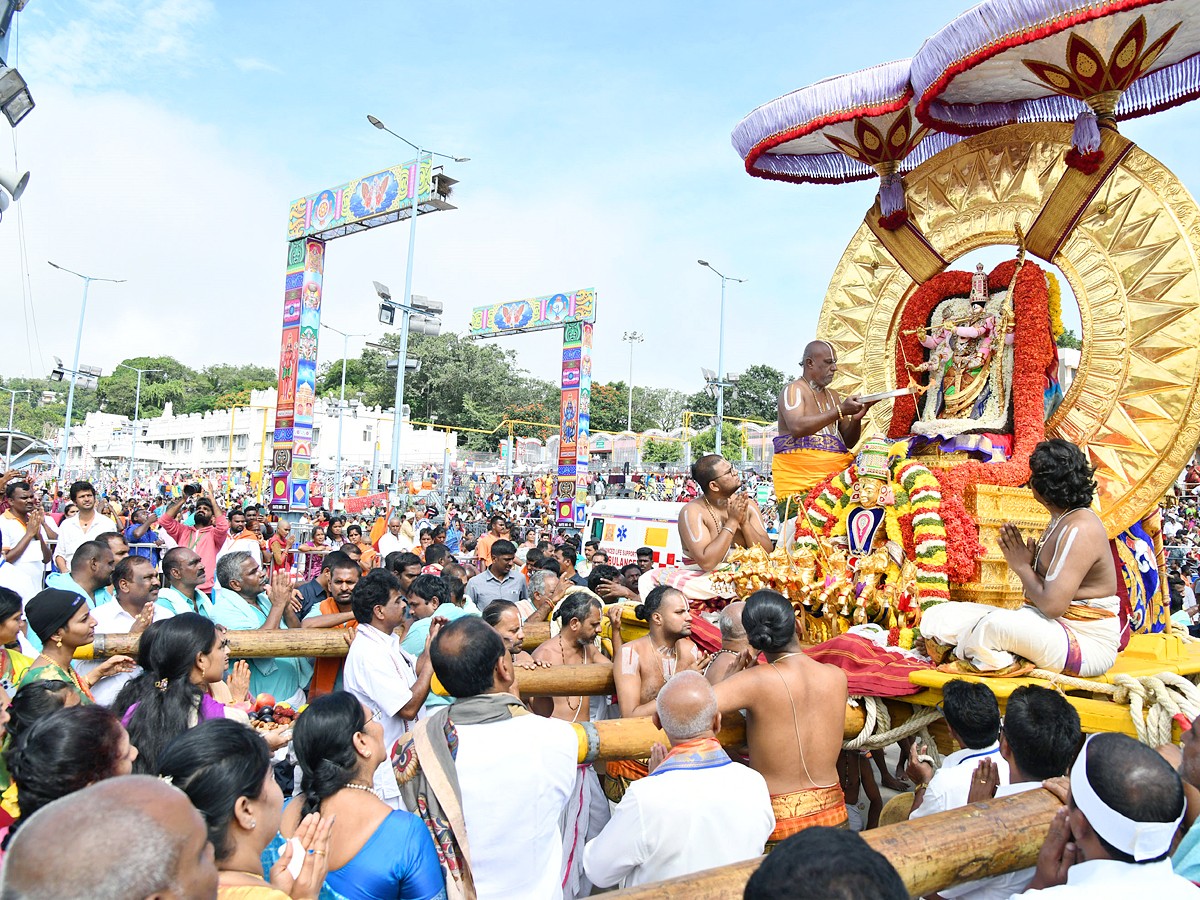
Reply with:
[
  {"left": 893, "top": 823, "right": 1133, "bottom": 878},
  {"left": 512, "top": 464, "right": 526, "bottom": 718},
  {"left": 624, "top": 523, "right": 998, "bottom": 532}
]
[{"left": 585, "top": 499, "right": 690, "bottom": 569}]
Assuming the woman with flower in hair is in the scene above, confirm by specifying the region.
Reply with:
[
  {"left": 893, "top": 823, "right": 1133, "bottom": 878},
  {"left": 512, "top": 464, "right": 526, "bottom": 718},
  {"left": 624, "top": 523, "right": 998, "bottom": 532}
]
[
  {"left": 922, "top": 439, "right": 1121, "bottom": 677},
  {"left": 117, "top": 613, "right": 263, "bottom": 774}
]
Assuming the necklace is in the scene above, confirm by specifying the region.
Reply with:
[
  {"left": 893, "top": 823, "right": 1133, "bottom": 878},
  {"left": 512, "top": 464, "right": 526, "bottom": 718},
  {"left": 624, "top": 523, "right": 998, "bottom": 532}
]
[
  {"left": 805, "top": 380, "right": 837, "bottom": 437},
  {"left": 702, "top": 497, "right": 724, "bottom": 532},
  {"left": 558, "top": 636, "right": 584, "bottom": 716},
  {"left": 772, "top": 652, "right": 802, "bottom": 663},
  {"left": 1033, "top": 507, "right": 1086, "bottom": 571},
  {"left": 220, "top": 870, "right": 268, "bottom": 883},
  {"left": 341, "top": 781, "right": 379, "bottom": 796}
]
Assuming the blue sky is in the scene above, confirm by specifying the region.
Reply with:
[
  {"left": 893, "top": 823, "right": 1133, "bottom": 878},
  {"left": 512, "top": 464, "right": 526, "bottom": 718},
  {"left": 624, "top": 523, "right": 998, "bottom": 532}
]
[{"left": 4, "top": 0, "right": 1200, "bottom": 398}]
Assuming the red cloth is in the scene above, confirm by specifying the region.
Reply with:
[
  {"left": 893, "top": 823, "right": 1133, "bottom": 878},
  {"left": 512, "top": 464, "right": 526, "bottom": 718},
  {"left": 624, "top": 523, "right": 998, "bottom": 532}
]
[
  {"left": 688, "top": 615, "right": 721, "bottom": 655},
  {"left": 803, "top": 633, "right": 930, "bottom": 697}
]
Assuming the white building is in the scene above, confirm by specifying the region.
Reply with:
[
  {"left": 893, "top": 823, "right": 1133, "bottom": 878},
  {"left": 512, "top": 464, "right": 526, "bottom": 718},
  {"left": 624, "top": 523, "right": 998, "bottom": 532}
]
[{"left": 62, "top": 388, "right": 456, "bottom": 482}]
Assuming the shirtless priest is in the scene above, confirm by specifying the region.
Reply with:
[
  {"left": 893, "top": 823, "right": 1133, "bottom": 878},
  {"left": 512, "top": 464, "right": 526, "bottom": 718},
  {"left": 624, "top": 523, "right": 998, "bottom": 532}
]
[
  {"left": 921, "top": 439, "right": 1121, "bottom": 678},
  {"left": 773, "top": 340, "right": 875, "bottom": 513},
  {"left": 604, "top": 585, "right": 713, "bottom": 802},
  {"left": 712, "top": 589, "right": 850, "bottom": 846},
  {"left": 637, "top": 453, "right": 773, "bottom": 604}
]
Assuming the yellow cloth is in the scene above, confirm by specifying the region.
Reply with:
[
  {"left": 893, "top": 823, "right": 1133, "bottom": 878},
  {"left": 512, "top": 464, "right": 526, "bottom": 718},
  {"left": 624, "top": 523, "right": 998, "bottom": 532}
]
[
  {"left": 766, "top": 785, "right": 849, "bottom": 849},
  {"left": 772, "top": 448, "right": 853, "bottom": 497},
  {"left": 1, "top": 782, "right": 17, "bottom": 819},
  {"left": 218, "top": 886, "right": 290, "bottom": 899}
]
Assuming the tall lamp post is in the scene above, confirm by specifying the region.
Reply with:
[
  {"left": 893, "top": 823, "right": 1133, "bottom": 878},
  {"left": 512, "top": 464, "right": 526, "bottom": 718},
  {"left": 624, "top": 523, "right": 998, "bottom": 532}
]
[
  {"left": 320, "top": 322, "right": 367, "bottom": 511},
  {"left": 697, "top": 260, "right": 745, "bottom": 456},
  {"left": 366, "top": 114, "right": 467, "bottom": 502},
  {"left": 48, "top": 261, "right": 125, "bottom": 480},
  {"left": 621, "top": 331, "right": 643, "bottom": 432},
  {"left": 3, "top": 389, "right": 32, "bottom": 469},
  {"left": 115, "top": 363, "right": 163, "bottom": 496}
]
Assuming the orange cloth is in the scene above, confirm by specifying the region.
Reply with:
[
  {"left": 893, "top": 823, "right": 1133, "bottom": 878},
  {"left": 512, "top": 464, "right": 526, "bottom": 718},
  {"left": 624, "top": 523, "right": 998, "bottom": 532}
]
[
  {"left": 772, "top": 447, "right": 853, "bottom": 498},
  {"left": 476, "top": 532, "right": 498, "bottom": 566},
  {"left": 766, "top": 785, "right": 848, "bottom": 848},
  {"left": 369, "top": 513, "right": 388, "bottom": 551},
  {"left": 602, "top": 758, "right": 650, "bottom": 803},
  {"left": 308, "top": 597, "right": 357, "bottom": 699}
]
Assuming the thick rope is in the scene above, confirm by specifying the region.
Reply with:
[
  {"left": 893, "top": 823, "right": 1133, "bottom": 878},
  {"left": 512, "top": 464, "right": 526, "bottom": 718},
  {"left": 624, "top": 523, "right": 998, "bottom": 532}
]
[
  {"left": 843, "top": 695, "right": 943, "bottom": 752},
  {"left": 1025, "top": 668, "right": 1198, "bottom": 746}
]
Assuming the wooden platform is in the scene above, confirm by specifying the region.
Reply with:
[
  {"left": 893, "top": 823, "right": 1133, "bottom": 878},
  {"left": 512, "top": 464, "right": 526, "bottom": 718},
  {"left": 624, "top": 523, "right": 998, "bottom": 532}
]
[{"left": 907, "top": 633, "right": 1200, "bottom": 740}]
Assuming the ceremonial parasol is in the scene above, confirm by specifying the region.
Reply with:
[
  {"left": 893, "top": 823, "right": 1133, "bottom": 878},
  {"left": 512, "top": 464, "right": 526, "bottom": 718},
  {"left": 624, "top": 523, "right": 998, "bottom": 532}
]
[
  {"left": 732, "top": 59, "right": 960, "bottom": 228},
  {"left": 912, "top": 0, "right": 1200, "bottom": 171}
]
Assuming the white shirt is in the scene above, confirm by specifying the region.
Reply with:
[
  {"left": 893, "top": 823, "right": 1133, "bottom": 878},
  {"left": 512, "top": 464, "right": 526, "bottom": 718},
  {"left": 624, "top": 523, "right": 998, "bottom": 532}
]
[
  {"left": 942, "top": 782, "right": 1038, "bottom": 899},
  {"left": 583, "top": 752, "right": 774, "bottom": 888},
  {"left": 910, "top": 741, "right": 1010, "bottom": 820},
  {"left": 54, "top": 513, "right": 116, "bottom": 570},
  {"left": 377, "top": 531, "right": 413, "bottom": 558},
  {"left": 0, "top": 512, "right": 49, "bottom": 591},
  {"left": 77, "top": 597, "right": 172, "bottom": 707},
  {"left": 0, "top": 556, "right": 36, "bottom": 604},
  {"left": 1012, "top": 858, "right": 1199, "bottom": 897},
  {"left": 455, "top": 713, "right": 578, "bottom": 900},
  {"left": 343, "top": 622, "right": 421, "bottom": 807}
]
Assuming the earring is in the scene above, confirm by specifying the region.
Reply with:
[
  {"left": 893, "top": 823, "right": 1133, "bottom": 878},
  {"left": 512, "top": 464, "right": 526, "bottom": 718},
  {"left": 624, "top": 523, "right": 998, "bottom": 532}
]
[
  {"left": 249, "top": 820, "right": 256, "bottom": 830},
  {"left": 55, "top": 638, "right": 63, "bottom": 649}
]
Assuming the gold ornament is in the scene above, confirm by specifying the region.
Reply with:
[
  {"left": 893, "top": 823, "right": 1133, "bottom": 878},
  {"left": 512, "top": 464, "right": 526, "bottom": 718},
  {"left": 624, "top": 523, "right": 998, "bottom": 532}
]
[{"left": 817, "top": 122, "right": 1200, "bottom": 537}]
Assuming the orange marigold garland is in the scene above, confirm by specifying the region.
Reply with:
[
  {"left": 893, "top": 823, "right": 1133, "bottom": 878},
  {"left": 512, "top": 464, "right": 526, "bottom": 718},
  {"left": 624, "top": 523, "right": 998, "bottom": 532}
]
[
  {"left": 793, "top": 449, "right": 950, "bottom": 604},
  {"left": 889, "top": 260, "right": 1055, "bottom": 532}
]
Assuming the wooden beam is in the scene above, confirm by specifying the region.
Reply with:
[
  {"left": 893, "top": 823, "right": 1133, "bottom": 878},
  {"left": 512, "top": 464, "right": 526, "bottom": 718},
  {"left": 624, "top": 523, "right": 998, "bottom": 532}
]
[{"left": 610, "top": 788, "right": 1061, "bottom": 898}]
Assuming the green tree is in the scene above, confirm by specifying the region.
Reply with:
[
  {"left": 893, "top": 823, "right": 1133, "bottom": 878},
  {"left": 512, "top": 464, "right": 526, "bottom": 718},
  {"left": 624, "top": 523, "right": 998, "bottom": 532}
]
[
  {"left": 641, "top": 438, "right": 683, "bottom": 465},
  {"left": 691, "top": 422, "right": 746, "bottom": 456},
  {"left": 587, "top": 382, "right": 637, "bottom": 434},
  {"left": 1057, "top": 329, "right": 1082, "bottom": 350},
  {"left": 726, "top": 364, "right": 788, "bottom": 422},
  {"left": 632, "top": 387, "right": 687, "bottom": 431},
  {"left": 96, "top": 356, "right": 193, "bottom": 418}
]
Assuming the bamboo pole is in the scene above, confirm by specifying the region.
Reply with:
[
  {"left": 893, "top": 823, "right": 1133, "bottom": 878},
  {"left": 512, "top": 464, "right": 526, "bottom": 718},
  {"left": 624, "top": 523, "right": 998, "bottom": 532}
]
[
  {"left": 77, "top": 628, "right": 354, "bottom": 660},
  {"left": 575, "top": 703, "right": 871, "bottom": 763},
  {"left": 522, "top": 622, "right": 551, "bottom": 650},
  {"left": 610, "top": 788, "right": 1062, "bottom": 899}
]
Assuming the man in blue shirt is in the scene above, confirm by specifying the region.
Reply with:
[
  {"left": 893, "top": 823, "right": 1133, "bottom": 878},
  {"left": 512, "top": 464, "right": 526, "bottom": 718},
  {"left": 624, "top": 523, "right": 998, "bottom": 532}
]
[
  {"left": 210, "top": 550, "right": 312, "bottom": 705},
  {"left": 123, "top": 508, "right": 164, "bottom": 568}
]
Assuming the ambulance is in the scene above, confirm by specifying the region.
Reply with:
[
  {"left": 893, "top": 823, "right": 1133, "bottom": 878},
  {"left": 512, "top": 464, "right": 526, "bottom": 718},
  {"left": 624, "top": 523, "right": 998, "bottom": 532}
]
[{"left": 584, "top": 499, "right": 689, "bottom": 569}]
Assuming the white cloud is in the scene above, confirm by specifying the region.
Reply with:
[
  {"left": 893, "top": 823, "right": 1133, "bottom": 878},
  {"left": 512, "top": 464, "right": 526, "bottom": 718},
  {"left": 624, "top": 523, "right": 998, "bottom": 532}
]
[
  {"left": 20, "top": 0, "right": 215, "bottom": 90},
  {"left": 233, "top": 57, "right": 281, "bottom": 75}
]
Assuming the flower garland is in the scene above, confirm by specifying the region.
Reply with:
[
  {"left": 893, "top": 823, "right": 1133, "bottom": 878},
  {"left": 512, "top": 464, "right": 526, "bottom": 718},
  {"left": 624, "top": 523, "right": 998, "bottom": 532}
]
[
  {"left": 793, "top": 450, "right": 951, "bottom": 604},
  {"left": 889, "top": 259, "right": 1056, "bottom": 506},
  {"left": 892, "top": 456, "right": 950, "bottom": 604},
  {"left": 1046, "top": 270, "right": 1065, "bottom": 342}
]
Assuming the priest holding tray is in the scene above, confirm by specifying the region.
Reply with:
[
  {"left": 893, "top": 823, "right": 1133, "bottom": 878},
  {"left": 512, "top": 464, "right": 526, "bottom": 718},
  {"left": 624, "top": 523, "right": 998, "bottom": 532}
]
[{"left": 772, "top": 340, "right": 895, "bottom": 513}]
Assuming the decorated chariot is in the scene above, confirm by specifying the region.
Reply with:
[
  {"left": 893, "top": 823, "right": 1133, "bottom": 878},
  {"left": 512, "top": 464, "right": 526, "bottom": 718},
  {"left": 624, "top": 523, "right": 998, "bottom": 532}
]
[{"left": 716, "top": 0, "right": 1200, "bottom": 749}]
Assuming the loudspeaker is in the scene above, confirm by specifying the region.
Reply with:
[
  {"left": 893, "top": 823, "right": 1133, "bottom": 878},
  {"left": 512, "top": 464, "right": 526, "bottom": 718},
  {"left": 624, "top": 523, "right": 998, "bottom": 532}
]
[{"left": 0, "top": 167, "right": 29, "bottom": 202}]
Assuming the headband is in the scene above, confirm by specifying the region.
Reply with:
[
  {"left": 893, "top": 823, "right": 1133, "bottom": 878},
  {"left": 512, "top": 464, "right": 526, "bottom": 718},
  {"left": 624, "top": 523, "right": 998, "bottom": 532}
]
[{"left": 1070, "top": 734, "right": 1183, "bottom": 861}]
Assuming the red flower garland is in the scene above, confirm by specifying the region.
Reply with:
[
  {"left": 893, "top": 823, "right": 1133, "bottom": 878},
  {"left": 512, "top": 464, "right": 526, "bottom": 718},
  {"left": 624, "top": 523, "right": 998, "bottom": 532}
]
[{"left": 888, "top": 260, "right": 1054, "bottom": 580}]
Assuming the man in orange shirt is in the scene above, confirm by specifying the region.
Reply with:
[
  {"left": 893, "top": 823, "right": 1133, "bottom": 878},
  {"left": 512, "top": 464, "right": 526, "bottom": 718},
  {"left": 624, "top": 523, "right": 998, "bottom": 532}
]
[
  {"left": 299, "top": 552, "right": 361, "bottom": 697},
  {"left": 474, "top": 514, "right": 507, "bottom": 569}
]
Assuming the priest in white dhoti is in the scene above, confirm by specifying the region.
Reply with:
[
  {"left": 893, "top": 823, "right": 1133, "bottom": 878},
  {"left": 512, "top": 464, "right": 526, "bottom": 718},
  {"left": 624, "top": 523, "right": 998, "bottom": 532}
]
[
  {"left": 637, "top": 454, "right": 773, "bottom": 609},
  {"left": 922, "top": 440, "right": 1121, "bottom": 678}
]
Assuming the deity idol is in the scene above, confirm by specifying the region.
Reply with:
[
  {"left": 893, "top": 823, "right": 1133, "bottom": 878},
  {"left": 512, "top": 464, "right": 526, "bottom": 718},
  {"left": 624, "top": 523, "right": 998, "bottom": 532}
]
[{"left": 910, "top": 263, "right": 1015, "bottom": 437}]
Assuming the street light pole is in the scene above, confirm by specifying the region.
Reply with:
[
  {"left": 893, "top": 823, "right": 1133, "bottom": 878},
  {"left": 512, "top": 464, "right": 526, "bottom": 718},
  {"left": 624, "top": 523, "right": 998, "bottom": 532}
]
[
  {"left": 115, "top": 364, "right": 163, "bottom": 496},
  {"left": 48, "top": 262, "right": 125, "bottom": 481},
  {"left": 622, "top": 331, "right": 644, "bottom": 432},
  {"left": 366, "top": 114, "right": 467, "bottom": 502},
  {"left": 697, "top": 260, "right": 745, "bottom": 457},
  {"left": 3, "top": 389, "right": 33, "bottom": 469},
  {"left": 320, "top": 323, "right": 367, "bottom": 512}
]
